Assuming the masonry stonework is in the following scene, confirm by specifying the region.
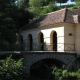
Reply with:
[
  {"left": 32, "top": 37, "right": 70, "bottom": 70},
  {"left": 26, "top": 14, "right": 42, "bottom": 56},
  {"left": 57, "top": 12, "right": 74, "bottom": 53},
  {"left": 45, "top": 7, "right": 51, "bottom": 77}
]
[{"left": 22, "top": 51, "right": 76, "bottom": 75}]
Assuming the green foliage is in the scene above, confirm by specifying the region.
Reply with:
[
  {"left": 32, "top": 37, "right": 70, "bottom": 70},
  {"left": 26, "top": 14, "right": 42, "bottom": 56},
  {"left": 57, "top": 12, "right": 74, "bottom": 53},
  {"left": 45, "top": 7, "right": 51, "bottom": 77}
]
[
  {"left": 51, "top": 66, "right": 79, "bottom": 80},
  {"left": 52, "top": 66, "right": 62, "bottom": 79},
  {"left": 0, "top": 0, "right": 33, "bottom": 51},
  {"left": 75, "top": 0, "right": 80, "bottom": 7},
  {"left": 17, "top": 0, "right": 29, "bottom": 8},
  {"left": 28, "top": 0, "right": 43, "bottom": 18},
  {"left": 40, "top": 1, "right": 56, "bottom": 15},
  {"left": 70, "top": 0, "right": 80, "bottom": 8},
  {"left": 29, "top": 0, "right": 43, "bottom": 7},
  {"left": 76, "top": 69, "right": 80, "bottom": 79},
  {"left": 17, "top": 0, "right": 24, "bottom": 8},
  {"left": 28, "top": 0, "right": 61, "bottom": 19},
  {"left": 0, "top": 55, "right": 23, "bottom": 80},
  {"left": 0, "top": 1, "right": 18, "bottom": 50},
  {"left": 62, "top": 70, "right": 69, "bottom": 78}
]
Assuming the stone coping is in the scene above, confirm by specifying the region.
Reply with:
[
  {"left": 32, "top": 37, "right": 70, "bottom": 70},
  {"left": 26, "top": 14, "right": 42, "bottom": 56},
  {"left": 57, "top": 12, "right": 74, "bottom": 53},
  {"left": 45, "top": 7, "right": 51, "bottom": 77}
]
[
  {"left": 0, "top": 51, "right": 76, "bottom": 55},
  {"left": 22, "top": 51, "right": 76, "bottom": 56}
]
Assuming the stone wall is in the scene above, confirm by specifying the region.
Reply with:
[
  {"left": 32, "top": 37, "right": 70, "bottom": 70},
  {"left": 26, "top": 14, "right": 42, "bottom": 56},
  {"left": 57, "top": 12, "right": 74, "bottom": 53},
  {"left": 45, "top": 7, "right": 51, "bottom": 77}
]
[{"left": 22, "top": 51, "right": 76, "bottom": 75}]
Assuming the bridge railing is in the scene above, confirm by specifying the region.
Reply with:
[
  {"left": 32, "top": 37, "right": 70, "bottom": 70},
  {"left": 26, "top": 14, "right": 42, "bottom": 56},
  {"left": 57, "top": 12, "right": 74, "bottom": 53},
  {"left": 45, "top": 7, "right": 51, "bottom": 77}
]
[{"left": 24, "top": 43, "right": 75, "bottom": 52}]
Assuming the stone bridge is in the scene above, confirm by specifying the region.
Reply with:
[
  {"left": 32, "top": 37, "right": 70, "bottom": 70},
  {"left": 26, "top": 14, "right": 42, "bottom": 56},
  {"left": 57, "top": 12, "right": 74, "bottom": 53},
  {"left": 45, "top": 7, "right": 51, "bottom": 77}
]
[{"left": 22, "top": 51, "right": 76, "bottom": 75}]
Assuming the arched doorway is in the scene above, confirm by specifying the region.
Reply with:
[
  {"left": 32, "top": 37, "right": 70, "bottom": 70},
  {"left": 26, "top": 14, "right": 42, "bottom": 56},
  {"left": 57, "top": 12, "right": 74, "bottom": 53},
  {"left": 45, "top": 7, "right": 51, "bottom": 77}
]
[
  {"left": 38, "top": 32, "right": 44, "bottom": 50},
  {"left": 50, "top": 31, "right": 57, "bottom": 51},
  {"left": 19, "top": 35, "right": 23, "bottom": 43},
  {"left": 19, "top": 35, "right": 24, "bottom": 50},
  {"left": 28, "top": 34, "right": 33, "bottom": 51}
]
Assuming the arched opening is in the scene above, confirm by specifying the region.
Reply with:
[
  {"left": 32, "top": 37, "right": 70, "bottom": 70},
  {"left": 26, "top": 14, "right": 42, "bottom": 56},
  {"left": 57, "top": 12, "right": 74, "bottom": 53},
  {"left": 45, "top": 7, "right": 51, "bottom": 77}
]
[
  {"left": 50, "top": 31, "right": 57, "bottom": 51},
  {"left": 28, "top": 34, "right": 33, "bottom": 51},
  {"left": 30, "top": 58, "right": 66, "bottom": 79},
  {"left": 38, "top": 32, "right": 44, "bottom": 50},
  {"left": 19, "top": 35, "right": 24, "bottom": 50},
  {"left": 20, "top": 35, "right": 23, "bottom": 43}
]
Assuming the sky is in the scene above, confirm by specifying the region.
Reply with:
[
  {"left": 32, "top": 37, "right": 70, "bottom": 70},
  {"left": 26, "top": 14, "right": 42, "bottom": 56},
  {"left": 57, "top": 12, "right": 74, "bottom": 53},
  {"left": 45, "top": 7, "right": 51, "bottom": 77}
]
[{"left": 56, "top": 0, "right": 75, "bottom": 6}]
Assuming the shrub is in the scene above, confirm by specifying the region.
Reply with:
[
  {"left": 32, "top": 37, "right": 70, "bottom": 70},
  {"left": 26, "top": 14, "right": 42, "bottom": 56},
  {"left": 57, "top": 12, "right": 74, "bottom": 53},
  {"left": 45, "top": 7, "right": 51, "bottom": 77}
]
[
  {"left": 52, "top": 66, "right": 78, "bottom": 80},
  {"left": 0, "top": 55, "right": 23, "bottom": 80},
  {"left": 76, "top": 69, "right": 80, "bottom": 79},
  {"left": 52, "top": 66, "right": 63, "bottom": 80}
]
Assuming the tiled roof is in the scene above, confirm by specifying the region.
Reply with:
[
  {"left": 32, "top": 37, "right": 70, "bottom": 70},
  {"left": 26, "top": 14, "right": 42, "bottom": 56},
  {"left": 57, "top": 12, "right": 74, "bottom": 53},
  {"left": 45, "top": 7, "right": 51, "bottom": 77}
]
[
  {"left": 72, "top": 8, "right": 80, "bottom": 16},
  {"left": 72, "top": 8, "right": 80, "bottom": 22},
  {"left": 64, "top": 9, "right": 77, "bottom": 23},
  {"left": 21, "top": 8, "right": 79, "bottom": 30}
]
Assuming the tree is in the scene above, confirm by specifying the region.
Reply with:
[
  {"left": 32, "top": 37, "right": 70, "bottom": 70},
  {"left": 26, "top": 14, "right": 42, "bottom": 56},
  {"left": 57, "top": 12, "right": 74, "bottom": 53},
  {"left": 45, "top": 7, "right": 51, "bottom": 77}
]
[
  {"left": 0, "top": 0, "right": 33, "bottom": 51},
  {"left": 40, "top": 1, "right": 58, "bottom": 16},
  {"left": 29, "top": 0, "right": 43, "bottom": 18},
  {"left": 56, "top": 0, "right": 68, "bottom": 6},
  {"left": 17, "top": 0, "right": 29, "bottom": 8},
  {"left": 18, "top": 8, "right": 33, "bottom": 29},
  {"left": 17, "top": 0, "right": 25, "bottom": 8},
  {"left": 75, "top": 0, "right": 80, "bottom": 7},
  {"left": 28, "top": 0, "right": 58, "bottom": 18},
  {"left": 71, "top": 0, "right": 80, "bottom": 8},
  {"left": 42, "top": 0, "right": 54, "bottom": 6},
  {"left": 0, "top": 55, "right": 23, "bottom": 79},
  {"left": 0, "top": 0, "right": 18, "bottom": 50}
]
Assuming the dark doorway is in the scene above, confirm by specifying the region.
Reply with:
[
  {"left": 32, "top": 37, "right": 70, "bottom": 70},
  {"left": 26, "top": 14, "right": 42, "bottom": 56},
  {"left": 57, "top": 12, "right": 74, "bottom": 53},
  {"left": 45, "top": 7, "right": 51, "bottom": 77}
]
[
  {"left": 53, "top": 31, "right": 57, "bottom": 51},
  {"left": 20, "top": 35, "right": 24, "bottom": 50},
  {"left": 28, "top": 34, "right": 33, "bottom": 51},
  {"left": 40, "top": 33, "right": 44, "bottom": 50}
]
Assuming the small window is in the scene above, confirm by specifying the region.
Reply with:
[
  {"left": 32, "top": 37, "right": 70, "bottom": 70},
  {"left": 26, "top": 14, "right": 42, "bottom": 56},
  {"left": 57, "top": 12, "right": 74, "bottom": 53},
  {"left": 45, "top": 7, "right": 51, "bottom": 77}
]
[{"left": 69, "top": 33, "right": 72, "bottom": 36}]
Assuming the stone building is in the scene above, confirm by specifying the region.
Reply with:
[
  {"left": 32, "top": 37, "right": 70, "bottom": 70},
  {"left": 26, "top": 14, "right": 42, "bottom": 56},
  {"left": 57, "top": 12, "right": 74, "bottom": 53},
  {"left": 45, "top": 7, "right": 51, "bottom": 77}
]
[{"left": 20, "top": 8, "right": 80, "bottom": 55}]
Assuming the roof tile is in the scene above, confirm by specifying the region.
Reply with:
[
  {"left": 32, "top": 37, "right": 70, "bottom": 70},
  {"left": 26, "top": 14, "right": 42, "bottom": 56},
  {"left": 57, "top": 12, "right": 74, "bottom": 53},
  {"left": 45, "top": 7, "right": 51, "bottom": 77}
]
[{"left": 21, "top": 8, "right": 80, "bottom": 30}]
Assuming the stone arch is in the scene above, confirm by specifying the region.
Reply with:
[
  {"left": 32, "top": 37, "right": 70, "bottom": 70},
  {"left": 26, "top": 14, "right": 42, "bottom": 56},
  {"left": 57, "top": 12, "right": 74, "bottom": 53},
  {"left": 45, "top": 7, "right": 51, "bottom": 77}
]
[
  {"left": 28, "top": 34, "right": 33, "bottom": 51},
  {"left": 30, "top": 58, "right": 65, "bottom": 76},
  {"left": 26, "top": 54, "right": 69, "bottom": 69},
  {"left": 31, "top": 58, "right": 65, "bottom": 67},
  {"left": 24, "top": 53, "right": 76, "bottom": 75},
  {"left": 50, "top": 30, "right": 57, "bottom": 51},
  {"left": 38, "top": 32, "right": 44, "bottom": 50}
]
